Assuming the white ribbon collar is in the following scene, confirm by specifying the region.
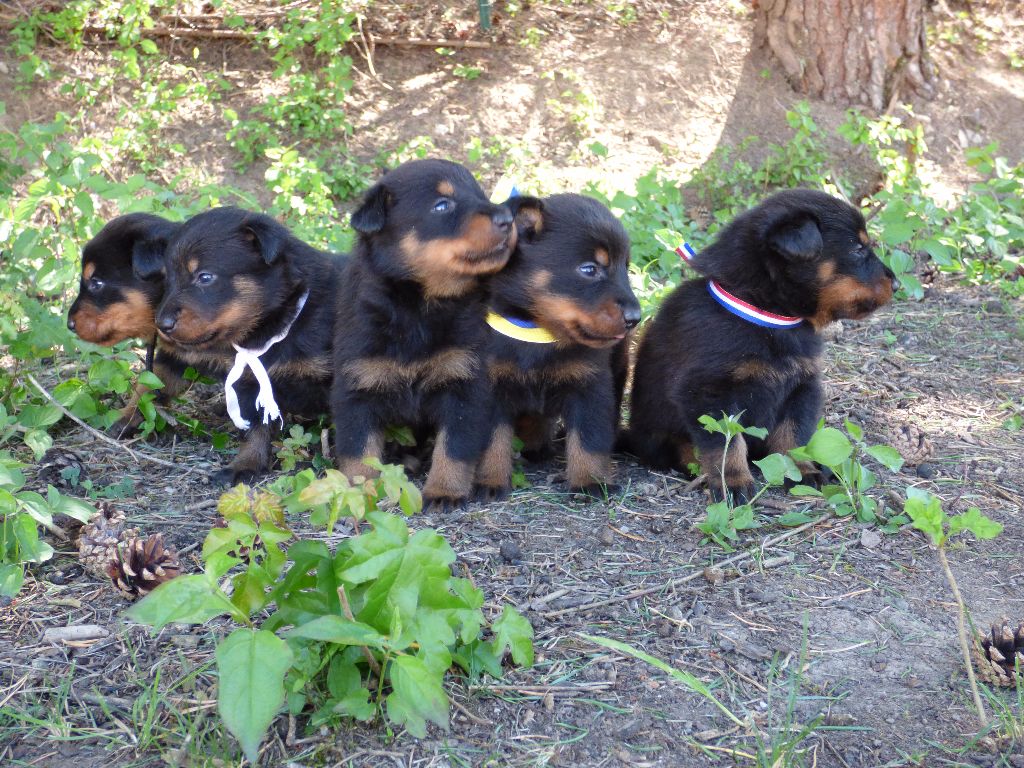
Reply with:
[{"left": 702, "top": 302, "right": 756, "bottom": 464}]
[{"left": 224, "top": 289, "right": 310, "bottom": 430}]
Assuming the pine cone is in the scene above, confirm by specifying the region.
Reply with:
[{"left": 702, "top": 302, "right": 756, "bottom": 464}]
[
  {"left": 892, "top": 424, "right": 934, "bottom": 466},
  {"left": 37, "top": 448, "right": 88, "bottom": 489},
  {"left": 972, "top": 617, "right": 1024, "bottom": 688},
  {"left": 107, "top": 534, "right": 180, "bottom": 597},
  {"left": 78, "top": 503, "right": 138, "bottom": 579}
]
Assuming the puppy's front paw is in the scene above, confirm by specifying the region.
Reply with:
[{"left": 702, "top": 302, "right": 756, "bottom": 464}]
[
  {"left": 475, "top": 485, "right": 511, "bottom": 503},
  {"left": 214, "top": 465, "right": 262, "bottom": 487},
  {"left": 107, "top": 417, "right": 139, "bottom": 440},
  {"left": 423, "top": 492, "right": 469, "bottom": 513},
  {"left": 709, "top": 481, "right": 757, "bottom": 507}
]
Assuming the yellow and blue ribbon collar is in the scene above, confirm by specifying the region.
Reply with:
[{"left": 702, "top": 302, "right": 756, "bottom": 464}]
[{"left": 486, "top": 311, "right": 557, "bottom": 344}]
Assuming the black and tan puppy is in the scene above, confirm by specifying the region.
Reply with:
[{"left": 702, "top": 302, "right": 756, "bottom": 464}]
[
  {"left": 68, "top": 212, "right": 179, "bottom": 347},
  {"left": 331, "top": 159, "right": 516, "bottom": 507},
  {"left": 67, "top": 213, "right": 186, "bottom": 432},
  {"left": 626, "top": 189, "right": 897, "bottom": 500},
  {"left": 475, "top": 193, "right": 641, "bottom": 497},
  {"left": 154, "top": 206, "right": 346, "bottom": 482}
]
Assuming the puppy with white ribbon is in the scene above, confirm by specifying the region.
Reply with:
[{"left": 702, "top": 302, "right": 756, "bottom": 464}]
[{"left": 224, "top": 290, "right": 309, "bottom": 430}]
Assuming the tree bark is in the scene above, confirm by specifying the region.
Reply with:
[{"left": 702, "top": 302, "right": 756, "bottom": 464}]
[{"left": 753, "top": 0, "right": 937, "bottom": 111}]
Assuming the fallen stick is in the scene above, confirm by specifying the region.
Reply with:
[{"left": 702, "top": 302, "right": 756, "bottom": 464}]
[
  {"left": 41, "top": 624, "right": 110, "bottom": 643},
  {"left": 24, "top": 373, "right": 178, "bottom": 469},
  {"left": 542, "top": 513, "right": 830, "bottom": 618}
]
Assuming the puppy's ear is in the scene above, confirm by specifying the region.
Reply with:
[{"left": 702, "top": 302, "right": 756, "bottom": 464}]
[
  {"left": 767, "top": 215, "right": 823, "bottom": 261},
  {"left": 506, "top": 196, "right": 544, "bottom": 243},
  {"left": 351, "top": 183, "right": 391, "bottom": 235},
  {"left": 131, "top": 237, "right": 169, "bottom": 280},
  {"left": 242, "top": 214, "right": 287, "bottom": 264}
]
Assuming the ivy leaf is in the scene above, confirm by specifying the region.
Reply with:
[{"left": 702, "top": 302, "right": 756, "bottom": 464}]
[
  {"left": 490, "top": 605, "right": 534, "bottom": 667},
  {"left": 386, "top": 655, "right": 449, "bottom": 737},
  {"left": 216, "top": 628, "right": 293, "bottom": 763},
  {"left": 948, "top": 507, "right": 1003, "bottom": 541},
  {"left": 126, "top": 574, "right": 235, "bottom": 630}
]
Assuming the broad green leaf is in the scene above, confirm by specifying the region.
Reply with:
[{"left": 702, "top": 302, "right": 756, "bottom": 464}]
[
  {"left": 805, "top": 428, "right": 853, "bottom": 467},
  {"left": 136, "top": 370, "right": 165, "bottom": 390},
  {"left": 788, "top": 484, "right": 822, "bottom": 497},
  {"left": 904, "top": 493, "right": 945, "bottom": 547},
  {"left": 491, "top": 605, "right": 534, "bottom": 667},
  {"left": 753, "top": 453, "right": 801, "bottom": 486},
  {"left": 285, "top": 615, "right": 386, "bottom": 647},
  {"left": 216, "top": 628, "right": 293, "bottom": 763},
  {"left": 0, "top": 563, "right": 25, "bottom": 597},
  {"left": 741, "top": 425, "right": 768, "bottom": 440},
  {"left": 865, "top": 445, "right": 904, "bottom": 472},
  {"left": 386, "top": 655, "right": 449, "bottom": 737},
  {"left": 843, "top": 420, "right": 863, "bottom": 441},
  {"left": 777, "top": 511, "right": 817, "bottom": 527},
  {"left": 732, "top": 504, "right": 758, "bottom": 531},
  {"left": 46, "top": 488, "right": 96, "bottom": 522},
  {"left": 126, "top": 574, "right": 235, "bottom": 629},
  {"left": 948, "top": 507, "right": 1003, "bottom": 541}
]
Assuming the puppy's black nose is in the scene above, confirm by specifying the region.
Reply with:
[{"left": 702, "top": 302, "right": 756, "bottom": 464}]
[
  {"left": 157, "top": 313, "right": 177, "bottom": 333},
  {"left": 492, "top": 208, "right": 513, "bottom": 233},
  {"left": 67, "top": 317, "right": 76, "bottom": 331},
  {"left": 622, "top": 305, "right": 642, "bottom": 329}
]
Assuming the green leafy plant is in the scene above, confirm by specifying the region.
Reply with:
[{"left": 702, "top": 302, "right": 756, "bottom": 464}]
[
  {"left": 788, "top": 420, "right": 906, "bottom": 531},
  {"left": 275, "top": 424, "right": 317, "bottom": 472},
  {"left": 0, "top": 455, "right": 96, "bottom": 595},
  {"left": 127, "top": 464, "right": 534, "bottom": 761},
  {"left": 694, "top": 413, "right": 810, "bottom": 549},
  {"left": 904, "top": 488, "right": 1003, "bottom": 730}
]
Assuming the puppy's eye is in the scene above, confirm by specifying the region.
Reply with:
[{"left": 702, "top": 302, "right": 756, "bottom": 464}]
[
  {"left": 195, "top": 272, "right": 216, "bottom": 286},
  {"left": 578, "top": 262, "right": 602, "bottom": 278},
  {"left": 432, "top": 198, "right": 454, "bottom": 213},
  {"left": 86, "top": 277, "right": 104, "bottom": 293}
]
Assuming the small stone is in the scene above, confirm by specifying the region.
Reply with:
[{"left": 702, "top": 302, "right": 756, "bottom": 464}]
[
  {"left": 598, "top": 526, "right": 615, "bottom": 546},
  {"left": 657, "top": 620, "right": 673, "bottom": 638},
  {"left": 499, "top": 540, "right": 521, "bottom": 563},
  {"left": 692, "top": 600, "right": 706, "bottom": 618},
  {"left": 542, "top": 692, "right": 554, "bottom": 712},
  {"left": 872, "top": 659, "right": 888, "bottom": 672},
  {"left": 860, "top": 529, "right": 882, "bottom": 549},
  {"left": 703, "top": 566, "right": 724, "bottom": 585},
  {"left": 916, "top": 463, "right": 936, "bottom": 479},
  {"left": 649, "top": 518, "right": 667, "bottom": 534},
  {"left": 906, "top": 675, "right": 922, "bottom": 688}
]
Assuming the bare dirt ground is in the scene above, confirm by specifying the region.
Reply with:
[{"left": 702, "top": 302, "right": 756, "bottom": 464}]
[{"left": 2, "top": 1, "right": 1024, "bottom": 767}]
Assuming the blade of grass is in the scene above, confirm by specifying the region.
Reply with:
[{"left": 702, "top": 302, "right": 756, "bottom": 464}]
[{"left": 578, "top": 633, "right": 744, "bottom": 726}]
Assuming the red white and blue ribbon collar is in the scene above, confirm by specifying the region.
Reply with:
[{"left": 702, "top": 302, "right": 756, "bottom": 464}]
[{"left": 676, "top": 242, "right": 803, "bottom": 329}]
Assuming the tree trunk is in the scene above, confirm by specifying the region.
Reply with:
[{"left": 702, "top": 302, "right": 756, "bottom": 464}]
[{"left": 753, "top": 0, "right": 936, "bottom": 111}]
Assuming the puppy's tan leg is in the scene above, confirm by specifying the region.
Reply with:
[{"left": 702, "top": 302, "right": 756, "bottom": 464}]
[
  {"left": 225, "top": 423, "right": 273, "bottom": 484},
  {"left": 337, "top": 430, "right": 384, "bottom": 480},
  {"left": 566, "top": 429, "right": 613, "bottom": 490},
  {"left": 700, "top": 434, "right": 756, "bottom": 501},
  {"left": 476, "top": 423, "right": 514, "bottom": 494},
  {"left": 423, "top": 429, "right": 474, "bottom": 505}
]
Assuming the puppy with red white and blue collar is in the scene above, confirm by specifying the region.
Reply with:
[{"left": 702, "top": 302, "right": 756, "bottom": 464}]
[{"left": 625, "top": 189, "right": 897, "bottom": 502}]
